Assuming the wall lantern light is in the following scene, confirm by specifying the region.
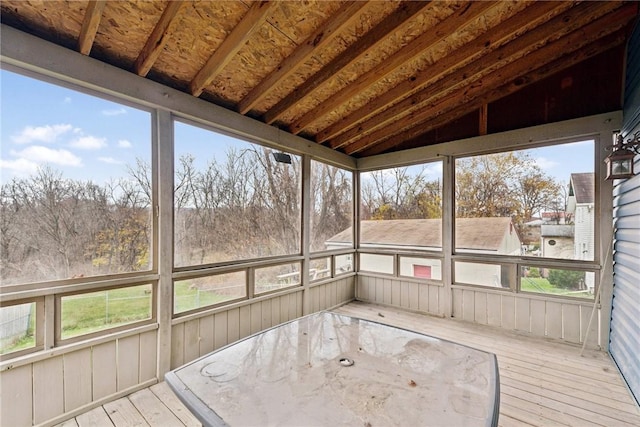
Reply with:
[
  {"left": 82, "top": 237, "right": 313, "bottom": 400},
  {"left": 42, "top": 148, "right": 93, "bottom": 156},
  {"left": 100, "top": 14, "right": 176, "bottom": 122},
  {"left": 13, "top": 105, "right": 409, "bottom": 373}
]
[
  {"left": 272, "top": 152, "right": 292, "bottom": 164},
  {"left": 605, "top": 131, "right": 640, "bottom": 180}
]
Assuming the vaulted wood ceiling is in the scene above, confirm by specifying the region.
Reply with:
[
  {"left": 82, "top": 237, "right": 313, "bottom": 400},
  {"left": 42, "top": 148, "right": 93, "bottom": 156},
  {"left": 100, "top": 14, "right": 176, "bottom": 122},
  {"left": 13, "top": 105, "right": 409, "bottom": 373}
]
[{"left": 1, "top": 1, "right": 638, "bottom": 157}]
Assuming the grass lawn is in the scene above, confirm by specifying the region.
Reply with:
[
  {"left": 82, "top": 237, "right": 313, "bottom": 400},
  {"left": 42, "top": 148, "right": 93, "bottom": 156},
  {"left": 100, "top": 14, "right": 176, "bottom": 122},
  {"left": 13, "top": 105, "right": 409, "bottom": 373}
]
[
  {"left": 2, "top": 282, "right": 237, "bottom": 354},
  {"left": 521, "top": 277, "right": 591, "bottom": 298},
  {"left": 61, "top": 284, "right": 153, "bottom": 339},
  {"left": 174, "top": 281, "right": 236, "bottom": 314}
]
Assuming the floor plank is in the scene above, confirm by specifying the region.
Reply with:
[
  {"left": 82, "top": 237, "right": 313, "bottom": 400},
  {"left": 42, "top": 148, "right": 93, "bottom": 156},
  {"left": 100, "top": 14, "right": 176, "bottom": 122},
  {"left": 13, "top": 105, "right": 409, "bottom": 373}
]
[
  {"left": 103, "top": 397, "right": 150, "bottom": 427},
  {"left": 54, "top": 419, "right": 79, "bottom": 427},
  {"left": 64, "top": 302, "right": 639, "bottom": 427},
  {"left": 149, "top": 382, "right": 201, "bottom": 427},
  {"left": 334, "top": 302, "right": 640, "bottom": 427},
  {"left": 128, "top": 388, "right": 185, "bottom": 427},
  {"left": 75, "top": 406, "right": 115, "bottom": 427}
]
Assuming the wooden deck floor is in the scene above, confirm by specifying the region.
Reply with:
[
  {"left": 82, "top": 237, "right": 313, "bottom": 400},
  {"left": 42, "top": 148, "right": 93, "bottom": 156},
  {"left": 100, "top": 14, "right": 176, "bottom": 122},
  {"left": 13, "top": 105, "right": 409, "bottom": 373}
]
[
  {"left": 55, "top": 382, "right": 201, "bottom": 427},
  {"left": 336, "top": 302, "right": 640, "bottom": 427},
  {"left": 60, "top": 302, "right": 640, "bottom": 427}
]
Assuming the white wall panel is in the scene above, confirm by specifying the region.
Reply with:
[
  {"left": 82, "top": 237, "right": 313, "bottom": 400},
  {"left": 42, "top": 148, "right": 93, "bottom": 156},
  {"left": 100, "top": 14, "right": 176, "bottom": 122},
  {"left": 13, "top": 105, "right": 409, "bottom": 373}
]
[{"left": 0, "top": 364, "right": 32, "bottom": 426}]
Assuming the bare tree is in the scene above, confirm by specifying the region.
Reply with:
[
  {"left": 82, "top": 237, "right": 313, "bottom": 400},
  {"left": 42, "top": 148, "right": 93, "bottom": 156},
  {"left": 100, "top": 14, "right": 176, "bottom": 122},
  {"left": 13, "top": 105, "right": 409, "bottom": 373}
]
[
  {"left": 310, "top": 162, "right": 352, "bottom": 251},
  {"left": 361, "top": 165, "right": 441, "bottom": 220}
]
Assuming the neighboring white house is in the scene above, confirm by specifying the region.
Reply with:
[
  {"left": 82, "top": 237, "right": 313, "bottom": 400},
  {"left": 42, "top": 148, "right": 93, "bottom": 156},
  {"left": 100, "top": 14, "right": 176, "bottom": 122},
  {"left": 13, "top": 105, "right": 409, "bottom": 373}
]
[
  {"left": 541, "top": 224, "right": 575, "bottom": 259},
  {"left": 567, "top": 173, "right": 595, "bottom": 261},
  {"left": 567, "top": 172, "right": 595, "bottom": 291},
  {"left": 326, "top": 217, "right": 522, "bottom": 287}
]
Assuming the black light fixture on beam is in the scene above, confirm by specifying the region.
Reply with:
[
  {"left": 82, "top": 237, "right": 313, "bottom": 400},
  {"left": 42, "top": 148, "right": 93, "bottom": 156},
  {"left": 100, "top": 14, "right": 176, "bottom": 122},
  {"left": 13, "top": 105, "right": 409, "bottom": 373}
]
[
  {"left": 605, "top": 131, "right": 640, "bottom": 180},
  {"left": 272, "top": 152, "right": 292, "bottom": 164}
]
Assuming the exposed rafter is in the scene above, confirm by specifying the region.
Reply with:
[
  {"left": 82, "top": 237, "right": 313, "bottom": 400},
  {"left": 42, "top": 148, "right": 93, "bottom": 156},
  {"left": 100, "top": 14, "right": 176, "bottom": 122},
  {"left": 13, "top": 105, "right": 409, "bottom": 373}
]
[
  {"left": 340, "top": 1, "right": 630, "bottom": 155},
  {"left": 77, "top": 0, "right": 107, "bottom": 55},
  {"left": 237, "top": 1, "right": 369, "bottom": 115},
  {"left": 361, "top": 23, "right": 632, "bottom": 156},
  {"left": 134, "top": 1, "right": 185, "bottom": 77},
  {"left": 1, "top": 0, "right": 636, "bottom": 159},
  {"left": 261, "top": 1, "right": 431, "bottom": 125},
  {"left": 323, "top": 1, "right": 576, "bottom": 149},
  {"left": 189, "top": 1, "right": 275, "bottom": 97},
  {"left": 288, "top": 1, "right": 495, "bottom": 135}
]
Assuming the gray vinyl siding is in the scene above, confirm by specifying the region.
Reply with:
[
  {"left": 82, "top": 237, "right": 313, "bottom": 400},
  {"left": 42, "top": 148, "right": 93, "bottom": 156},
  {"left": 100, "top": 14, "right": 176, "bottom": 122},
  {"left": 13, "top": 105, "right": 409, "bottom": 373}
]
[{"left": 609, "top": 19, "right": 640, "bottom": 406}]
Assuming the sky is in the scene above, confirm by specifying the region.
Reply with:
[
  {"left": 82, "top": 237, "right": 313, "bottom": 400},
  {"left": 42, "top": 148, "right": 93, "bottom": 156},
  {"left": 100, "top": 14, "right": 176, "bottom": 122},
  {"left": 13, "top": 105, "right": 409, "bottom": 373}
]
[{"left": 1, "top": 69, "right": 594, "bottom": 186}]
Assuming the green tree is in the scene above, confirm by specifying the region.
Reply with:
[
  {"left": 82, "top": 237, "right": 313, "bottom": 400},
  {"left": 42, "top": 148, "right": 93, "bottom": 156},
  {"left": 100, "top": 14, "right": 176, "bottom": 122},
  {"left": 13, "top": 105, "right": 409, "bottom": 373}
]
[{"left": 548, "top": 269, "right": 585, "bottom": 290}]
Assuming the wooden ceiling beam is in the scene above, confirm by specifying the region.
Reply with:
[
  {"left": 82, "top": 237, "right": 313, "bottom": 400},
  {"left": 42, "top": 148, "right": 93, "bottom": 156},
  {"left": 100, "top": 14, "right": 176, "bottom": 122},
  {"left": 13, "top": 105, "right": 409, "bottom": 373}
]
[
  {"left": 288, "top": 1, "right": 496, "bottom": 135},
  {"left": 360, "top": 28, "right": 630, "bottom": 157},
  {"left": 134, "top": 1, "right": 185, "bottom": 77},
  {"left": 322, "top": 0, "right": 572, "bottom": 147},
  {"left": 338, "top": 1, "right": 627, "bottom": 154},
  {"left": 237, "top": 1, "right": 369, "bottom": 115},
  {"left": 261, "top": 0, "right": 431, "bottom": 125},
  {"left": 189, "top": 1, "right": 274, "bottom": 98},
  {"left": 77, "top": 0, "right": 107, "bottom": 55}
]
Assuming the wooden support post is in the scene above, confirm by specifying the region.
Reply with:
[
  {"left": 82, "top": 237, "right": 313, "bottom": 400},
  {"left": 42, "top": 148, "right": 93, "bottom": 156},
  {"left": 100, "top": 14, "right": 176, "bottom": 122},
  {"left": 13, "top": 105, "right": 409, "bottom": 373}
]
[{"left": 479, "top": 104, "right": 488, "bottom": 136}]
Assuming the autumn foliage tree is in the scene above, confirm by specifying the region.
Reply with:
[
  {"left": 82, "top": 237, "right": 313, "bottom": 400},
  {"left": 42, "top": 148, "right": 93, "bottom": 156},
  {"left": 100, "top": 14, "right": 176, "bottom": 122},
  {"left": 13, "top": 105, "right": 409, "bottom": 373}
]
[{"left": 455, "top": 151, "right": 561, "bottom": 229}]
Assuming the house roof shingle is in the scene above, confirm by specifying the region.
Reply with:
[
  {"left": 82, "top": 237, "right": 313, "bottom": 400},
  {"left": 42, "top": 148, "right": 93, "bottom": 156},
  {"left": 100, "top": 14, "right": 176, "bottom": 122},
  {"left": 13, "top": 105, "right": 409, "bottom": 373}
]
[
  {"left": 570, "top": 173, "right": 595, "bottom": 204},
  {"left": 328, "top": 217, "right": 515, "bottom": 252}
]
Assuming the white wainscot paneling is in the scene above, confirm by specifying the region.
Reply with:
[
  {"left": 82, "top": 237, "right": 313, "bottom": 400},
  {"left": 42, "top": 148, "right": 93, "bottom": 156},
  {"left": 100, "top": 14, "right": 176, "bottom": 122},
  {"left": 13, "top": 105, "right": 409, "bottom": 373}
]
[
  {"left": 452, "top": 288, "right": 598, "bottom": 347},
  {"left": 357, "top": 275, "right": 443, "bottom": 316}
]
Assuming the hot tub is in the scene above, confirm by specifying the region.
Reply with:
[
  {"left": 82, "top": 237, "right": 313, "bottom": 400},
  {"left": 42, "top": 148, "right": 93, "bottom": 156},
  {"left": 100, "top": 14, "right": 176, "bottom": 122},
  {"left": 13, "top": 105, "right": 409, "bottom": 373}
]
[{"left": 166, "top": 311, "right": 499, "bottom": 426}]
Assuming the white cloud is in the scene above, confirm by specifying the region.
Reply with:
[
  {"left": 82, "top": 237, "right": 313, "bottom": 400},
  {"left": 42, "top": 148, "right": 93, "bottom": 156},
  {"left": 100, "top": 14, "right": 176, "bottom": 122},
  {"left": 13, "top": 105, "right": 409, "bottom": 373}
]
[
  {"left": 11, "top": 124, "right": 73, "bottom": 144},
  {"left": 11, "top": 146, "right": 83, "bottom": 167},
  {"left": 535, "top": 156, "right": 559, "bottom": 170},
  {"left": 98, "top": 157, "right": 123, "bottom": 165},
  {"left": 117, "top": 139, "right": 132, "bottom": 148},
  {"left": 69, "top": 135, "right": 107, "bottom": 150},
  {"left": 102, "top": 108, "right": 127, "bottom": 116},
  {"left": 63, "top": 97, "right": 72, "bottom": 104},
  {"left": 0, "top": 157, "right": 40, "bottom": 177}
]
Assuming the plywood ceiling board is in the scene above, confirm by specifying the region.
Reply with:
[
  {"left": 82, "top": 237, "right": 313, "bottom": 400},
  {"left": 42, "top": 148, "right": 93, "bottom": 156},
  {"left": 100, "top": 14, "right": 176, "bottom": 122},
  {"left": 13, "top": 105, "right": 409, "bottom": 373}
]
[
  {"left": 279, "top": 1, "right": 454, "bottom": 129},
  {"left": 261, "top": 0, "right": 426, "bottom": 125},
  {"left": 91, "top": 0, "right": 165, "bottom": 70},
  {"left": 290, "top": 1, "right": 500, "bottom": 136},
  {"left": 250, "top": 1, "right": 399, "bottom": 116},
  {"left": 337, "top": 1, "right": 622, "bottom": 154},
  {"left": 153, "top": 1, "right": 249, "bottom": 88},
  {"left": 238, "top": 1, "right": 368, "bottom": 115},
  {"left": 0, "top": 0, "right": 86, "bottom": 50},
  {"left": 362, "top": 23, "right": 632, "bottom": 156},
  {"left": 134, "top": 0, "right": 186, "bottom": 77},
  {"left": 190, "top": 1, "right": 275, "bottom": 97},
  {"left": 324, "top": 1, "right": 572, "bottom": 149}
]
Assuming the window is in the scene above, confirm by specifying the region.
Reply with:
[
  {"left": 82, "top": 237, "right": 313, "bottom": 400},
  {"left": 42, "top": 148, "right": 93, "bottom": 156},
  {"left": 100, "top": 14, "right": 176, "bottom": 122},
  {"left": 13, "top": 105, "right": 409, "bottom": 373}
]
[
  {"left": 335, "top": 254, "right": 353, "bottom": 276},
  {"left": 399, "top": 256, "right": 442, "bottom": 280},
  {"left": 520, "top": 266, "right": 595, "bottom": 298},
  {"left": 310, "top": 257, "right": 331, "bottom": 282},
  {"left": 454, "top": 261, "right": 515, "bottom": 289},
  {"left": 455, "top": 140, "right": 595, "bottom": 261},
  {"left": 174, "top": 121, "right": 301, "bottom": 267},
  {"left": 0, "top": 301, "right": 38, "bottom": 355},
  {"left": 60, "top": 284, "right": 152, "bottom": 339},
  {"left": 255, "top": 263, "right": 301, "bottom": 294},
  {"left": 0, "top": 70, "right": 152, "bottom": 285},
  {"left": 359, "top": 253, "right": 394, "bottom": 275},
  {"left": 174, "top": 271, "right": 246, "bottom": 314},
  {"left": 310, "top": 161, "right": 353, "bottom": 252},
  {"left": 359, "top": 162, "right": 443, "bottom": 251}
]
